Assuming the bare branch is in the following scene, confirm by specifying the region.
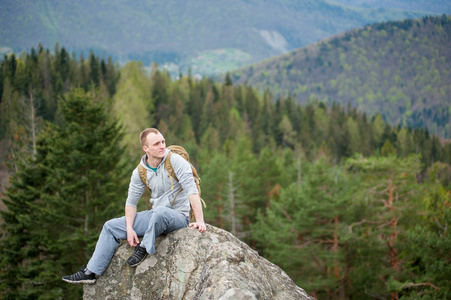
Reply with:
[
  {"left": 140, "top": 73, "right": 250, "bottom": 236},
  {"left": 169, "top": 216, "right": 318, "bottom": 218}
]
[
  {"left": 347, "top": 219, "right": 384, "bottom": 233},
  {"left": 401, "top": 282, "right": 440, "bottom": 291},
  {"left": 434, "top": 217, "right": 448, "bottom": 233},
  {"left": 276, "top": 207, "right": 293, "bottom": 222},
  {"left": 295, "top": 238, "right": 335, "bottom": 248},
  {"left": 377, "top": 219, "right": 399, "bottom": 230}
]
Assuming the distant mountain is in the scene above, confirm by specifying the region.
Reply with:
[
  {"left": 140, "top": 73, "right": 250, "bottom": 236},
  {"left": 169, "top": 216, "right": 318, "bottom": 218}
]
[
  {"left": 0, "top": 0, "right": 440, "bottom": 76},
  {"left": 328, "top": 0, "right": 451, "bottom": 14},
  {"left": 230, "top": 15, "right": 451, "bottom": 138}
]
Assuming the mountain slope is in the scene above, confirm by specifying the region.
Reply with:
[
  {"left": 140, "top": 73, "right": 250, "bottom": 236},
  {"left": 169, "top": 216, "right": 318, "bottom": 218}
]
[
  {"left": 328, "top": 0, "right": 451, "bottom": 14},
  {"left": 230, "top": 15, "right": 451, "bottom": 138},
  {"left": 0, "top": 0, "right": 436, "bottom": 75}
]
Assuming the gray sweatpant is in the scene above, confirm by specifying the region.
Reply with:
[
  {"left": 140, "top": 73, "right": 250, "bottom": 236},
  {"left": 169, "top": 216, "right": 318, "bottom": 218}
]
[{"left": 87, "top": 206, "right": 189, "bottom": 275}]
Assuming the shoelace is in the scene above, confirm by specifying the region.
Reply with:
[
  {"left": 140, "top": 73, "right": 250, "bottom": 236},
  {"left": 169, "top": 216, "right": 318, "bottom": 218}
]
[
  {"left": 131, "top": 246, "right": 146, "bottom": 259},
  {"left": 72, "top": 268, "right": 87, "bottom": 280}
]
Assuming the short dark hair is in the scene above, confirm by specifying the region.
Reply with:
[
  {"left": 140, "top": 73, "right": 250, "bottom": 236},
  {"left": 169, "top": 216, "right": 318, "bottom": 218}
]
[{"left": 139, "top": 128, "right": 161, "bottom": 146}]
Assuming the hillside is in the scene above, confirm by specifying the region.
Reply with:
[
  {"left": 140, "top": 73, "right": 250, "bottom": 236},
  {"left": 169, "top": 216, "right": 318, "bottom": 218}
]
[
  {"left": 0, "top": 0, "right": 435, "bottom": 76},
  {"left": 230, "top": 15, "right": 451, "bottom": 138},
  {"left": 328, "top": 0, "right": 451, "bottom": 14}
]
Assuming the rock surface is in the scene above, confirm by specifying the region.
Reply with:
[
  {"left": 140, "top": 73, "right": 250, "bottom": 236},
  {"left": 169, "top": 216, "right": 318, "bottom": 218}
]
[{"left": 84, "top": 224, "right": 314, "bottom": 300}]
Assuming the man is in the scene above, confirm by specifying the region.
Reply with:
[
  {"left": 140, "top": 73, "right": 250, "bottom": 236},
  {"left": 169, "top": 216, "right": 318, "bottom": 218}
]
[{"left": 62, "top": 128, "right": 206, "bottom": 284}]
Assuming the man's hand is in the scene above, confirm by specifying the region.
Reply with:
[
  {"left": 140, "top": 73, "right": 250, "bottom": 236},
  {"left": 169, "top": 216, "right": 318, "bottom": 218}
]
[
  {"left": 127, "top": 228, "right": 140, "bottom": 247},
  {"left": 189, "top": 221, "right": 206, "bottom": 233},
  {"left": 125, "top": 206, "right": 138, "bottom": 247},
  {"left": 189, "top": 194, "right": 206, "bottom": 232}
]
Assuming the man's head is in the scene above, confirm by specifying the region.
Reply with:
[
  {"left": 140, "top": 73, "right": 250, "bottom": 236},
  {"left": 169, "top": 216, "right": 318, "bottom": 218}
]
[{"left": 140, "top": 128, "right": 166, "bottom": 160}]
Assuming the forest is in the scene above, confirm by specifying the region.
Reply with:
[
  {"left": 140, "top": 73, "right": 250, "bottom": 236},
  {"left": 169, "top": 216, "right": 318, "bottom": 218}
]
[
  {"left": 231, "top": 15, "right": 451, "bottom": 139},
  {"left": 0, "top": 45, "right": 450, "bottom": 299}
]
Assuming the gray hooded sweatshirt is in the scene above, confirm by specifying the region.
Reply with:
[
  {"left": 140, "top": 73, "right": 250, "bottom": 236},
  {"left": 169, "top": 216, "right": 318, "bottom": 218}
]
[{"left": 125, "top": 149, "right": 198, "bottom": 217}]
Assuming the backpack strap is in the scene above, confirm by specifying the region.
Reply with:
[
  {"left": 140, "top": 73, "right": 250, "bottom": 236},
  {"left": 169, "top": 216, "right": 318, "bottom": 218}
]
[
  {"left": 165, "top": 151, "right": 181, "bottom": 205},
  {"left": 138, "top": 164, "right": 152, "bottom": 197},
  {"left": 164, "top": 151, "right": 177, "bottom": 191}
]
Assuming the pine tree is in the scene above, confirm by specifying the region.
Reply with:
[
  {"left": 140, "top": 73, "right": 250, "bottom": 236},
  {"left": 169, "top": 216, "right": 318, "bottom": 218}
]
[
  {"left": 198, "top": 150, "right": 229, "bottom": 229},
  {"left": 278, "top": 115, "right": 296, "bottom": 148},
  {"left": 88, "top": 51, "right": 100, "bottom": 86},
  {"left": 346, "top": 116, "right": 361, "bottom": 154},
  {"left": 0, "top": 88, "right": 129, "bottom": 299},
  {"left": 150, "top": 65, "right": 170, "bottom": 125},
  {"left": 344, "top": 154, "right": 424, "bottom": 299},
  {"left": 229, "top": 137, "right": 260, "bottom": 241},
  {"left": 252, "top": 159, "right": 353, "bottom": 298},
  {"left": 403, "top": 164, "right": 451, "bottom": 298}
]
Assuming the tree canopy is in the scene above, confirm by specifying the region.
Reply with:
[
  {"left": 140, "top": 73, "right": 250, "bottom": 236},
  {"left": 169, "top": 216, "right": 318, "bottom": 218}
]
[{"left": 0, "top": 45, "right": 450, "bottom": 299}]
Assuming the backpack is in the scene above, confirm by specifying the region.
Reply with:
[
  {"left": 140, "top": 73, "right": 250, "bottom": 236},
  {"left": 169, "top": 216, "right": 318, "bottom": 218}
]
[{"left": 137, "top": 145, "right": 206, "bottom": 220}]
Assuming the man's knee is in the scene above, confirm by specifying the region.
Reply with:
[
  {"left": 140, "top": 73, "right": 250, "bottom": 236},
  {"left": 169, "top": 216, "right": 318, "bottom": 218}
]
[
  {"left": 152, "top": 207, "right": 172, "bottom": 223},
  {"left": 103, "top": 218, "right": 122, "bottom": 233},
  {"left": 101, "top": 218, "right": 125, "bottom": 243}
]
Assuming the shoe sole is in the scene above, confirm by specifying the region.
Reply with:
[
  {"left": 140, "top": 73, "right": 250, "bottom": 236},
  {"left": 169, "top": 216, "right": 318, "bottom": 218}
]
[
  {"left": 127, "top": 253, "right": 148, "bottom": 267},
  {"left": 62, "top": 277, "right": 96, "bottom": 284}
]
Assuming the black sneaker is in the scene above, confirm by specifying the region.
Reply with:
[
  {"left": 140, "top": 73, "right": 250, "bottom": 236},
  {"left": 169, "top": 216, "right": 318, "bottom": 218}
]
[
  {"left": 126, "top": 244, "right": 148, "bottom": 267},
  {"left": 62, "top": 267, "right": 96, "bottom": 284}
]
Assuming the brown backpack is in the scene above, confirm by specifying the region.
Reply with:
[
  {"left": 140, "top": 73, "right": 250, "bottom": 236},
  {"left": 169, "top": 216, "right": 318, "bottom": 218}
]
[{"left": 137, "top": 145, "right": 206, "bottom": 219}]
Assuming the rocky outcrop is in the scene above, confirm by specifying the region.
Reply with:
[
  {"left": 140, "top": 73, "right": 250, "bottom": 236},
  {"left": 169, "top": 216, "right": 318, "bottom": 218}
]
[{"left": 84, "top": 224, "right": 314, "bottom": 300}]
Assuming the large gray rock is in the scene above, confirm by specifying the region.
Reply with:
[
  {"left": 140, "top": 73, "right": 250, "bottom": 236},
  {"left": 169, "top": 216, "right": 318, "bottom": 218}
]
[{"left": 84, "top": 224, "right": 314, "bottom": 300}]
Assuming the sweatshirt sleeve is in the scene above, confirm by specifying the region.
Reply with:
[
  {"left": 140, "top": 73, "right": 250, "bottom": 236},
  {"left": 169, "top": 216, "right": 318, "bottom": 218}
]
[
  {"left": 125, "top": 167, "right": 145, "bottom": 207},
  {"left": 171, "top": 154, "right": 199, "bottom": 197}
]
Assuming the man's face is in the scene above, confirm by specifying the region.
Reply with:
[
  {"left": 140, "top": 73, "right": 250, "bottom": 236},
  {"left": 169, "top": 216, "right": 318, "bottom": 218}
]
[{"left": 143, "top": 132, "right": 166, "bottom": 160}]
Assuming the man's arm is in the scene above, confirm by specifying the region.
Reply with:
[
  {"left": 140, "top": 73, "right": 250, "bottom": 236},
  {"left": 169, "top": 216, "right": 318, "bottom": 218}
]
[
  {"left": 169, "top": 154, "right": 205, "bottom": 232},
  {"left": 124, "top": 165, "right": 146, "bottom": 247},
  {"left": 125, "top": 206, "right": 140, "bottom": 247},
  {"left": 188, "top": 194, "right": 206, "bottom": 232}
]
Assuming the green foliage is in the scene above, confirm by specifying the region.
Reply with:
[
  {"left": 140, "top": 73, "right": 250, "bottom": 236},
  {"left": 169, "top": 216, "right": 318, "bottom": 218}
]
[
  {"left": 0, "top": 45, "right": 119, "bottom": 168},
  {"left": 112, "top": 61, "right": 154, "bottom": 154},
  {"left": 402, "top": 167, "right": 451, "bottom": 299},
  {"left": 232, "top": 15, "right": 451, "bottom": 138},
  {"left": 197, "top": 150, "right": 229, "bottom": 229},
  {"left": 1, "top": 45, "right": 451, "bottom": 299},
  {"left": 344, "top": 155, "right": 425, "bottom": 299},
  {"left": 253, "top": 159, "right": 354, "bottom": 298},
  {"left": 0, "top": 88, "right": 129, "bottom": 299},
  {"left": 252, "top": 155, "right": 450, "bottom": 299}
]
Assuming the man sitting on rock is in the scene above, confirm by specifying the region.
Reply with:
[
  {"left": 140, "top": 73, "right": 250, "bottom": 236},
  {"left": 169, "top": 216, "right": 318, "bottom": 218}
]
[{"left": 62, "top": 128, "right": 206, "bottom": 284}]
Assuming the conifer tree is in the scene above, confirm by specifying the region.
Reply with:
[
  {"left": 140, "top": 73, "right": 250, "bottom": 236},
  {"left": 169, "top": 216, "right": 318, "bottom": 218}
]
[
  {"left": 252, "top": 159, "right": 353, "bottom": 298},
  {"left": 150, "top": 65, "right": 170, "bottom": 125},
  {"left": 104, "top": 57, "right": 119, "bottom": 96},
  {"left": 253, "top": 89, "right": 276, "bottom": 151},
  {"left": 346, "top": 116, "right": 361, "bottom": 153},
  {"left": 198, "top": 150, "right": 229, "bottom": 229},
  {"left": 88, "top": 51, "right": 100, "bottom": 86},
  {"left": 0, "top": 88, "right": 129, "bottom": 299},
  {"left": 371, "top": 113, "right": 385, "bottom": 148},
  {"left": 279, "top": 115, "right": 296, "bottom": 148},
  {"left": 344, "top": 154, "right": 424, "bottom": 299},
  {"left": 403, "top": 164, "right": 451, "bottom": 298},
  {"left": 229, "top": 137, "right": 260, "bottom": 241}
]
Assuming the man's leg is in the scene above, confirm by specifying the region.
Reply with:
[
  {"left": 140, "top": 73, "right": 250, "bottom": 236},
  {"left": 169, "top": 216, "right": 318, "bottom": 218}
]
[
  {"left": 87, "top": 210, "right": 155, "bottom": 275},
  {"left": 141, "top": 206, "right": 189, "bottom": 255},
  {"left": 63, "top": 210, "right": 155, "bottom": 283},
  {"left": 126, "top": 207, "right": 188, "bottom": 266}
]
